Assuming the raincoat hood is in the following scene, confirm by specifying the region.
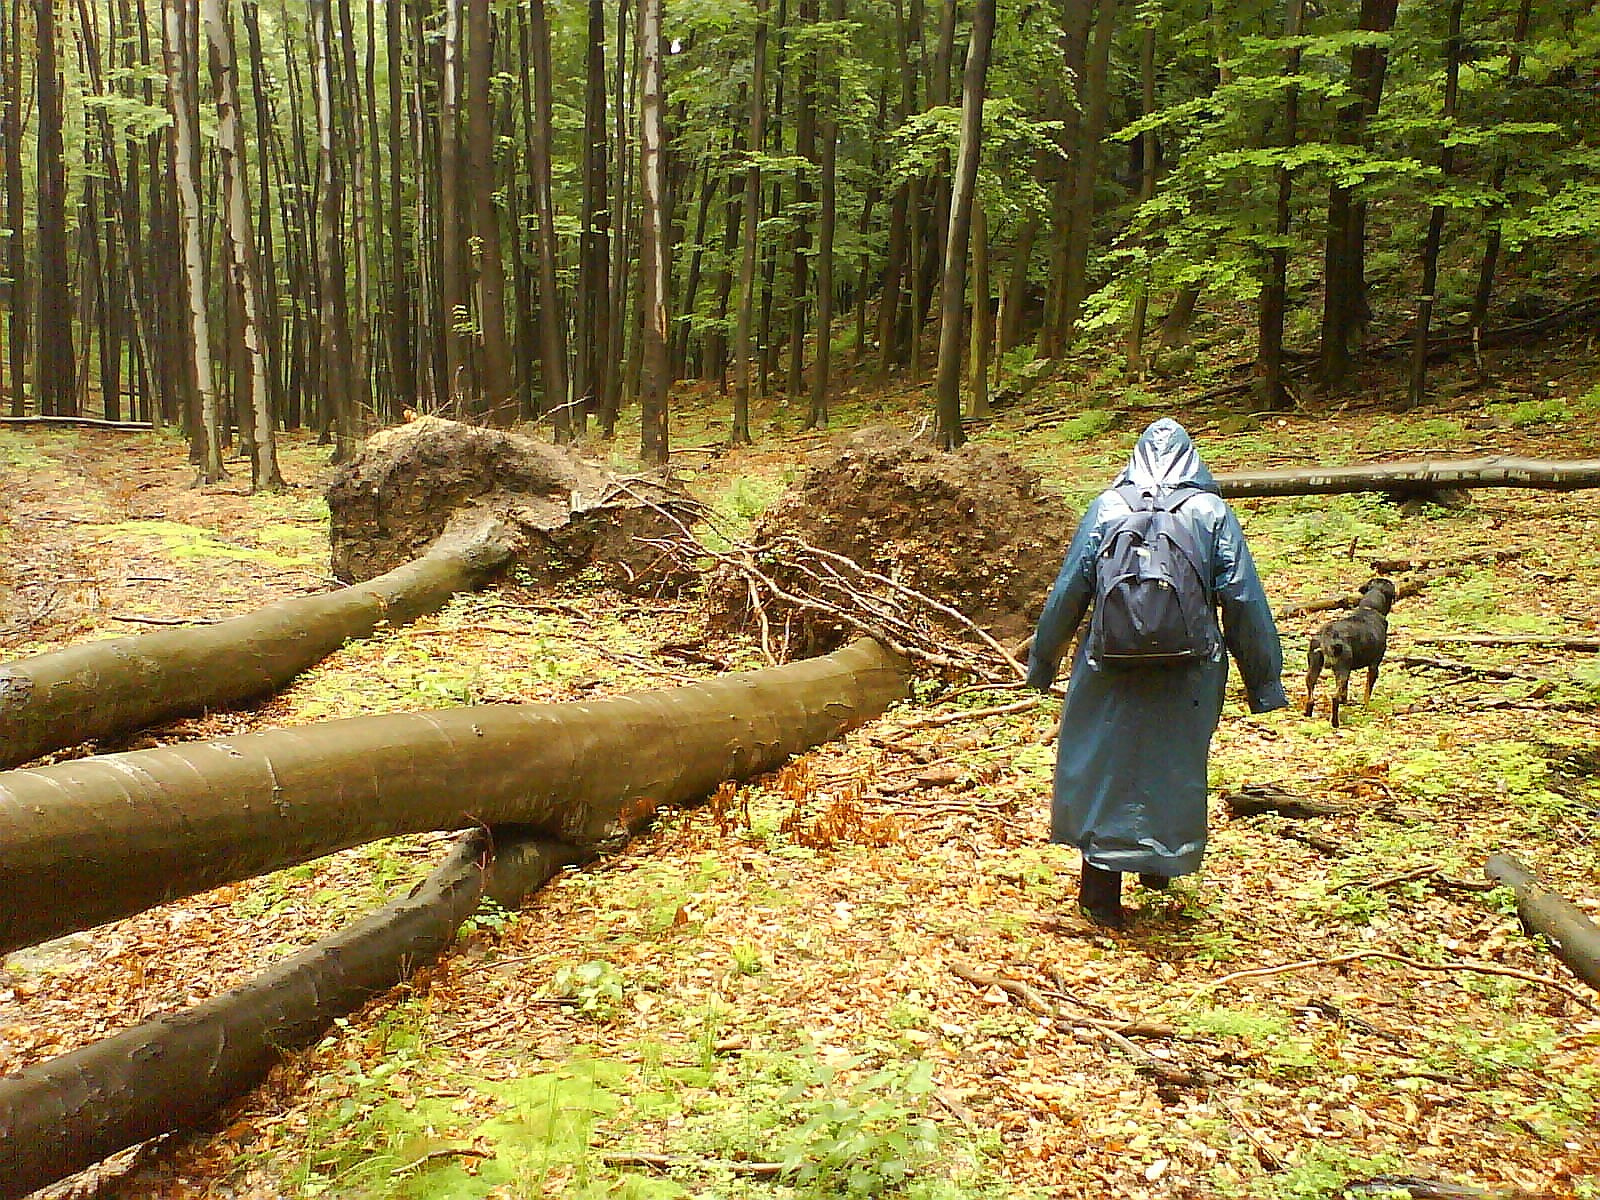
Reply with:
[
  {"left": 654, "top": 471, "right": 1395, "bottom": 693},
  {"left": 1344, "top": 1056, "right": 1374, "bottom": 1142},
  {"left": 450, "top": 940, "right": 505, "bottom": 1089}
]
[{"left": 1114, "top": 418, "right": 1219, "bottom": 495}]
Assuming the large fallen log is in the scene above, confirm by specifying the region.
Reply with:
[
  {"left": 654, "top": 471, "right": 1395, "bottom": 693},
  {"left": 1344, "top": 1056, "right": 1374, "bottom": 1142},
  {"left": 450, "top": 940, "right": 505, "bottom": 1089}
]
[
  {"left": 1484, "top": 853, "right": 1600, "bottom": 993},
  {"left": 0, "top": 638, "right": 907, "bottom": 955},
  {"left": 0, "top": 513, "right": 517, "bottom": 770},
  {"left": 0, "top": 829, "right": 583, "bottom": 1200},
  {"left": 1214, "top": 455, "right": 1600, "bottom": 500}
]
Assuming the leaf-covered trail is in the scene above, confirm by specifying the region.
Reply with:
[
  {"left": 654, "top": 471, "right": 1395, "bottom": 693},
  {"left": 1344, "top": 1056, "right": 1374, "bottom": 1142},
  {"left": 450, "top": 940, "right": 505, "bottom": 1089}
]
[{"left": 1, "top": 379, "right": 1598, "bottom": 1199}]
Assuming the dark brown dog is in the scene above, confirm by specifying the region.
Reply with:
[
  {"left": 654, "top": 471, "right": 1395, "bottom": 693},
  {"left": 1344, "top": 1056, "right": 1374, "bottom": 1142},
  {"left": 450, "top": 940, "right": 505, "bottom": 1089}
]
[{"left": 1305, "top": 578, "right": 1397, "bottom": 728}]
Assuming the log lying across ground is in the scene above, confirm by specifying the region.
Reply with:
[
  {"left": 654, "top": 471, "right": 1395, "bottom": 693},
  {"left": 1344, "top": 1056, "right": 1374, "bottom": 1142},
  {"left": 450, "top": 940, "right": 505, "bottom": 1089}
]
[
  {"left": 0, "top": 513, "right": 517, "bottom": 770},
  {"left": 0, "top": 830, "right": 584, "bottom": 1200},
  {"left": 0, "top": 639, "right": 908, "bottom": 955},
  {"left": 1485, "top": 853, "right": 1600, "bottom": 992},
  {"left": 1214, "top": 455, "right": 1600, "bottom": 500}
]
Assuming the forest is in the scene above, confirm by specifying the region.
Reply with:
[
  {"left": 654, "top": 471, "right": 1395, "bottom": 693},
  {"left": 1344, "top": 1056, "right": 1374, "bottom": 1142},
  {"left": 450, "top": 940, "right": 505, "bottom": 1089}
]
[{"left": 1, "top": 0, "right": 1599, "bottom": 1197}]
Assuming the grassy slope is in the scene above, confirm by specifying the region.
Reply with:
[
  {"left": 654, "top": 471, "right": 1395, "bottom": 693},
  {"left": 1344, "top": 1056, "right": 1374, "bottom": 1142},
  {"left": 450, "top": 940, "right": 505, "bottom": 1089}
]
[{"left": 0, "top": 343, "right": 1598, "bottom": 1200}]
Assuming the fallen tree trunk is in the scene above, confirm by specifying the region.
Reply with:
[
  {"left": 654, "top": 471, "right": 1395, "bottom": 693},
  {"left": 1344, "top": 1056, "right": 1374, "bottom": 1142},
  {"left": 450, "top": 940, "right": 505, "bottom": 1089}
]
[
  {"left": 1484, "top": 853, "right": 1600, "bottom": 993},
  {"left": 0, "top": 513, "right": 518, "bottom": 770},
  {"left": 0, "top": 414, "right": 156, "bottom": 431},
  {"left": 1417, "top": 635, "right": 1600, "bottom": 652},
  {"left": 1215, "top": 455, "right": 1600, "bottom": 500},
  {"left": 0, "top": 829, "right": 583, "bottom": 1200},
  {"left": 0, "top": 639, "right": 907, "bottom": 955}
]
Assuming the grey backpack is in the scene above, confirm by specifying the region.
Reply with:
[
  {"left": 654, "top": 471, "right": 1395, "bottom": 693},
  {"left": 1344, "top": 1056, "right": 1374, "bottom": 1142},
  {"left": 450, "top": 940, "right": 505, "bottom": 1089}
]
[{"left": 1088, "top": 485, "right": 1221, "bottom": 668}]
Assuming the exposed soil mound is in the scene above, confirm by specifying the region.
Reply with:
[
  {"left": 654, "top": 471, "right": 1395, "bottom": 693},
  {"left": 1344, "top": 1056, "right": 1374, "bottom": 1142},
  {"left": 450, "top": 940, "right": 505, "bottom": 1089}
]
[
  {"left": 327, "top": 417, "right": 694, "bottom": 590},
  {"left": 711, "top": 428, "right": 1078, "bottom": 658}
]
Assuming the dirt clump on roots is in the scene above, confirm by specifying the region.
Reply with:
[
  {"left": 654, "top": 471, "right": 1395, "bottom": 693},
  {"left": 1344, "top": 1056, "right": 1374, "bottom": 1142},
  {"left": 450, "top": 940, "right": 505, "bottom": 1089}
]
[
  {"left": 709, "top": 428, "right": 1078, "bottom": 659},
  {"left": 326, "top": 416, "right": 694, "bottom": 590}
]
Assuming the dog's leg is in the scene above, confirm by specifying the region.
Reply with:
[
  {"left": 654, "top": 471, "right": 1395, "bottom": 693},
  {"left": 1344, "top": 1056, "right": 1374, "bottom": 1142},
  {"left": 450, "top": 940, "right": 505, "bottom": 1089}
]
[
  {"left": 1305, "top": 645, "right": 1324, "bottom": 718},
  {"left": 1332, "top": 668, "right": 1349, "bottom": 729},
  {"left": 1364, "top": 664, "right": 1379, "bottom": 704}
]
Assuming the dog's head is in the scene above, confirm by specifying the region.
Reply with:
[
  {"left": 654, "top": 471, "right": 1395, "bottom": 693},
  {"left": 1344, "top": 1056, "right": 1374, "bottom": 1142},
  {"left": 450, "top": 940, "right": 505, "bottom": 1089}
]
[{"left": 1358, "top": 577, "right": 1397, "bottom": 613}]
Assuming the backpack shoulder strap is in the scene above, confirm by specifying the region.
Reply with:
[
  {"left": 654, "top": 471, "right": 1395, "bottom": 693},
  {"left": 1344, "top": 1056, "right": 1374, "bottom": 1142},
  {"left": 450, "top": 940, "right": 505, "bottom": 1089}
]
[{"left": 1112, "top": 483, "right": 1154, "bottom": 512}]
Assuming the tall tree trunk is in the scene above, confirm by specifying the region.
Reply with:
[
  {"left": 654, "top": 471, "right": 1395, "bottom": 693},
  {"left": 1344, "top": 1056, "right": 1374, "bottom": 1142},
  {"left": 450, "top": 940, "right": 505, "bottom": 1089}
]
[
  {"left": 1407, "top": 0, "right": 1465, "bottom": 409},
  {"left": 526, "top": 0, "right": 571, "bottom": 438},
  {"left": 3, "top": 0, "right": 27, "bottom": 416},
  {"left": 709, "top": 106, "right": 745, "bottom": 395},
  {"left": 1037, "top": 0, "right": 1091, "bottom": 358},
  {"left": 466, "top": 0, "right": 515, "bottom": 425},
  {"left": 786, "top": 0, "right": 817, "bottom": 403},
  {"left": 1468, "top": 0, "right": 1534, "bottom": 343},
  {"left": 673, "top": 162, "right": 717, "bottom": 378},
  {"left": 1255, "top": 0, "right": 1304, "bottom": 413},
  {"left": 203, "top": 0, "right": 284, "bottom": 490},
  {"left": 310, "top": 0, "right": 355, "bottom": 460},
  {"left": 637, "top": 0, "right": 670, "bottom": 467},
  {"left": 383, "top": 0, "right": 416, "bottom": 412},
  {"left": 967, "top": 200, "right": 990, "bottom": 418},
  {"left": 240, "top": 1, "right": 285, "bottom": 430},
  {"left": 601, "top": 0, "right": 631, "bottom": 433},
  {"left": 1124, "top": 17, "right": 1157, "bottom": 380},
  {"left": 163, "top": 0, "right": 225, "bottom": 480},
  {"left": 732, "top": 0, "right": 767, "bottom": 446},
  {"left": 577, "top": 0, "right": 609, "bottom": 429},
  {"left": 1057, "top": 0, "right": 1118, "bottom": 348},
  {"left": 1319, "top": 0, "right": 1400, "bottom": 389},
  {"left": 933, "top": 0, "right": 994, "bottom": 449},
  {"left": 438, "top": 0, "right": 469, "bottom": 411},
  {"left": 809, "top": 0, "right": 842, "bottom": 429},
  {"left": 34, "top": 0, "right": 77, "bottom": 418}
]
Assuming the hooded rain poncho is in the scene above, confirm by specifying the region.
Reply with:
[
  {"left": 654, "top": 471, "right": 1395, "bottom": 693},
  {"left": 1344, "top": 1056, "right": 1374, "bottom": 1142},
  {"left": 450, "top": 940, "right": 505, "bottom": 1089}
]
[{"left": 1026, "top": 419, "right": 1288, "bottom": 876}]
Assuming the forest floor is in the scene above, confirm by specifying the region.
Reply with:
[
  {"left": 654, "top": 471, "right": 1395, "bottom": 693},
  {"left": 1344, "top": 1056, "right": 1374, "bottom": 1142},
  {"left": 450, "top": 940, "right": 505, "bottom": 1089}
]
[{"left": 2, "top": 331, "right": 1599, "bottom": 1200}]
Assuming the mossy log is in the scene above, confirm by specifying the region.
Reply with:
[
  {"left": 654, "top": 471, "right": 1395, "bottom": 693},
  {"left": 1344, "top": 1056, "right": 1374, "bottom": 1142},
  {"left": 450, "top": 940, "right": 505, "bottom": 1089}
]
[
  {"left": 0, "top": 639, "right": 908, "bottom": 955},
  {"left": 1214, "top": 455, "right": 1600, "bottom": 500},
  {"left": 0, "top": 514, "right": 518, "bottom": 770},
  {"left": 0, "top": 830, "right": 582, "bottom": 1200},
  {"left": 1484, "top": 853, "right": 1600, "bottom": 992}
]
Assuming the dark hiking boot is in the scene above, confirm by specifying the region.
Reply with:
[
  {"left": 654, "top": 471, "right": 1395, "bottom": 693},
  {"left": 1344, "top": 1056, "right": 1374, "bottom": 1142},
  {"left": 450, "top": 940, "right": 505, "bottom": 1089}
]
[
  {"left": 1079, "top": 864, "right": 1126, "bottom": 929},
  {"left": 1138, "top": 874, "right": 1170, "bottom": 891}
]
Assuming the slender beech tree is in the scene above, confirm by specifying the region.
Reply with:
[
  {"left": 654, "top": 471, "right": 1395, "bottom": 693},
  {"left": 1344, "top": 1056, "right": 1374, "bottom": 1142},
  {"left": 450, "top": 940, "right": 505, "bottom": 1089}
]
[
  {"left": 577, "top": 0, "right": 610, "bottom": 429},
  {"left": 1469, "top": 0, "right": 1535, "bottom": 344},
  {"left": 438, "top": 0, "right": 469, "bottom": 409},
  {"left": 786, "top": 0, "right": 818, "bottom": 403},
  {"left": 34, "top": 0, "right": 76, "bottom": 418},
  {"left": 309, "top": 0, "right": 356, "bottom": 460},
  {"left": 808, "top": 0, "right": 843, "bottom": 429},
  {"left": 1319, "top": 0, "right": 1400, "bottom": 389},
  {"left": 967, "top": 199, "right": 989, "bottom": 418},
  {"left": 383, "top": 0, "right": 416, "bottom": 410},
  {"left": 527, "top": 0, "right": 571, "bottom": 439},
  {"left": 1124, "top": 15, "right": 1157, "bottom": 380},
  {"left": 203, "top": 0, "right": 284, "bottom": 489},
  {"left": 638, "top": 0, "right": 671, "bottom": 467},
  {"left": 1407, "top": 0, "right": 1465, "bottom": 409},
  {"left": 1256, "top": 0, "right": 1304, "bottom": 413},
  {"left": 933, "top": 0, "right": 994, "bottom": 450},
  {"left": 732, "top": 0, "right": 768, "bottom": 447},
  {"left": 1055, "top": 0, "right": 1117, "bottom": 350},
  {"left": 3, "top": 0, "right": 25, "bottom": 416},
  {"left": 466, "top": 0, "right": 515, "bottom": 425},
  {"left": 163, "top": 0, "right": 224, "bottom": 480}
]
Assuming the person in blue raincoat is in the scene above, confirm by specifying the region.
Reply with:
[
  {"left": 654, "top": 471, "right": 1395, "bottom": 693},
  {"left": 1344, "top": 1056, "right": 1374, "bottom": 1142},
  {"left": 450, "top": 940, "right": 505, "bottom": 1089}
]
[{"left": 1026, "top": 418, "right": 1287, "bottom": 928}]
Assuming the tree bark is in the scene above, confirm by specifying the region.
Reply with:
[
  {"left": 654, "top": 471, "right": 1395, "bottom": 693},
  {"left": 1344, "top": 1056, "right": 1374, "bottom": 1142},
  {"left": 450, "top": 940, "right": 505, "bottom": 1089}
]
[
  {"left": 1406, "top": 0, "right": 1464, "bottom": 409},
  {"left": 1124, "top": 17, "right": 1157, "bottom": 380},
  {"left": 438, "top": 0, "right": 470, "bottom": 412},
  {"left": 34, "top": 0, "right": 77, "bottom": 419},
  {"left": 637, "top": 0, "right": 670, "bottom": 467},
  {"left": 732, "top": 0, "right": 767, "bottom": 445},
  {"left": 1255, "top": 0, "right": 1304, "bottom": 412},
  {"left": 163, "top": 0, "right": 225, "bottom": 480},
  {"left": 933, "top": 0, "right": 995, "bottom": 450},
  {"left": 0, "top": 830, "right": 584, "bottom": 1200},
  {"left": 1469, "top": 0, "right": 1535, "bottom": 343},
  {"left": 1213, "top": 455, "right": 1600, "bottom": 500},
  {"left": 466, "top": 0, "right": 516, "bottom": 426},
  {"left": 310, "top": 0, "right": 356, "bottom": 460},
  {"left": 0, "top": 516, "right": 517, "bottom": 772},
  {"left": 809, "top": 0, "right": 842, "bottom": 429},
  {"left": 203, "top": 0, "right": 284, "bottom": 491},
  {"left": 383, "top": 0, "right": 417, "bottom": 413},
  {"left": 577, "top": 0, "right": 610, "bottom": 426},
  {"left": 526, "top": 0, "right": 571, "bottom": 437},
  {"left": 1484, "top": 854, "right": 1600, "bottom": 993},
  {"left": 1056, "top": 0, "right": 1117, "bottom": 348},
  {"left": 967, "top": 200, "right": 990, "bottom": 418},
  {"left": 0, "top": 639, "right": 907, "bottom": 955},
  {"left": 3, "top": 0, "right": 27, "bottom": 416}
]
